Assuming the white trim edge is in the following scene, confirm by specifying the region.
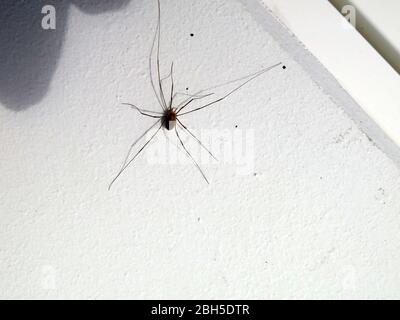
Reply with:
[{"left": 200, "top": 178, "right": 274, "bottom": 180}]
[{"left": 258, "top": 0, "right": 400, "bottom": 149}]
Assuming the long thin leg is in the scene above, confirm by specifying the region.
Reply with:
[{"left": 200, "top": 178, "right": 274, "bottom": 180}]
[
  {"left": 121, "top": 103, "right": 163, "bottom": 118},
  {"left": 169, "top": 62, "right": 174, "bottom": 109},
  {"left": 109, "top": 119, "right": 164, "bottom": 190},
  {"left": 162, "top": 125, "right": 189, "bottom": 161},
  {"left": 176, "top": 93, "right": 214, "bottom": 113},
  {"left": 175, "top": 126, "right": 209, "bottom": 184},
  {"left": 176, "top": 65, "right": 279, "bottom": 110},
  {"left": 177, "top": 118, "right": 217, "bottom": 161},
  {"left": 175, "top": 92, "right": 214, "bottom": 114},
  {"left": 173, "top": 92, "right": 214, "bottom": 100},
  {"left": 177, "top": 62, "right": 282, "bottom": 116},
  {"left": 160, "top": 62, "right": 175, "bottom": 108},
  {"left": 160, "top": 66, "right": 173, "bottom": 82},
  {"left": 200, "top": 64, "right": 281, "bottom": 94},
  {"left": 156, "top": 0, "right": 168, "bottom": 110},
  {"left": 175, "top": 91, "right": 217, "bottom": 113},
  {"left": 149, "top": 0, "right": 165, "bottom": 111},
  {"left": 119, "top": 119, "right": 161, "bottom": 172}
]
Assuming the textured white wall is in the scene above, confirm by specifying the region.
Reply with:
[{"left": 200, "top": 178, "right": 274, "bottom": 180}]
[{"left": 0, "top": 0, "right": 399, "bottom": 299}]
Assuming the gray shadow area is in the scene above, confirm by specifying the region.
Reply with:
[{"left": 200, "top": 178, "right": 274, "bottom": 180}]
[
  {"left": 0, "top": 0, "right": 131, "bottom": 111},
  {"left": 71, "top": 0, "right": 131, "bottom": 14}
]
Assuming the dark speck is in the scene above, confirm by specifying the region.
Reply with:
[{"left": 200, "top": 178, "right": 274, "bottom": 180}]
[
  {"left": 190, "top": 33, "right": 194, "bottom": 37},
  {"left": 282, "top": 65, "right": 286, "bottom": 69}
]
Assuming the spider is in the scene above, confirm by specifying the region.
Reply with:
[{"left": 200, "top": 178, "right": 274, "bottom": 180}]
[{"left": 109, "top": 0, "right": 284, "bottom": 189}]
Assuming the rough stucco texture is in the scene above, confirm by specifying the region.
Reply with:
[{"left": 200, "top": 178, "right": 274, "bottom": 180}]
[{"left": 0, "top": 0, "right": 400, "bottom": 299}]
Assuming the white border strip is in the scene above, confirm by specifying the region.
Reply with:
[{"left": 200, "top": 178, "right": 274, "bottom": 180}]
[{"left": 259, "top": 0, "right": 400, "bottom": 148}]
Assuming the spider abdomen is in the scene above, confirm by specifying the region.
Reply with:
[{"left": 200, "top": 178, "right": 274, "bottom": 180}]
[{"left": 165, "top": 110, "right": 177, "bottom": 130}]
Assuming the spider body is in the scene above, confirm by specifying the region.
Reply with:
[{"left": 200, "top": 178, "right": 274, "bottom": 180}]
[{"left": 164, "top": 108, "right": 177, "bottom": 130}]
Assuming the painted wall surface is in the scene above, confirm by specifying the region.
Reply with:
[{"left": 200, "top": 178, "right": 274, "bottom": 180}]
[{"left": 0, "top": 0, "right": 399, "bottom": 299}]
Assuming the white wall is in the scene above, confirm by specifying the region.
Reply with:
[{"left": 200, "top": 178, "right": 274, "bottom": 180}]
[{"left": 0, "top": 0, "right": 399, "bottom": 299}]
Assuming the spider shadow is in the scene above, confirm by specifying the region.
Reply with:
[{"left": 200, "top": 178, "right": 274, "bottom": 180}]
[{"left": 0, "top": 0, "right": 131, "bottom": 111}]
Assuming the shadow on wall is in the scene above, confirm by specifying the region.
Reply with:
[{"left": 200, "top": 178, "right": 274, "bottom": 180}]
[{"left": 0, "top": 0, "right": 131, "bottom": 111}]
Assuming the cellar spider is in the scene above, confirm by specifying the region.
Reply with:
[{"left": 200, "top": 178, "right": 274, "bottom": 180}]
[{"left": 109, "top": 0, "right": 284, "bottom": 189}]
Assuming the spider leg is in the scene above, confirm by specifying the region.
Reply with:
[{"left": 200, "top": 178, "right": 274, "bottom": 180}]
[
  {"left": 174, "top": 71, "right": 266, "bottom": 112},
  {"left": 160, "top": 65, "right": 173, "bottom": 82},
  {"left": 169, "top": 62, "right": 174, "bottom": 109},
  {"left": 119, "top": 119, "right": 162, "bottom": 172},
  {"left": 177, "top": 62, "right": 282, "bottom": 116},
  {"left": 173, "top": 92, "right": 214, "bottom": 100},
  {"left": 156, "top": 0, "right": 169, "bottom": 110},
  {"left": 159, "top": 61, "right": 175, "bottom": 109},
  {"left": 109, "top": 119, "right": 164, "bottom": 190},
  {"left": 161, "top": 126, "right": 189, "bottom": 164},
  {"left": 149, "top": 0, "right": 166, "bottom": 111},
  {"left": 175, "top": 93, "right": 214, "bottom": 113},
  {"left": 175, "top": 125, "right": 209, "bottom": 184},
  {"left": 121, "top": 103, "right": 163, "bottom": 118},
  {"left": 200, "top": 64, "right": 281, "bottom": 94},
  {"left": 177, "top": 118, "right": 217, "bottom": 161}
]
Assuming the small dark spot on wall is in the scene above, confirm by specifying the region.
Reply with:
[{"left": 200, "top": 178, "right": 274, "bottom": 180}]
[
  {"left": 253, "top": 173, "right": 257, "bottom": 177},
  {"left": 186, "top": 87, "right": 189, "bottom": 91},
  {"left": 282, "top": 65, "right": 286, "bottom": 69},
  {"left": 235, "top": 125, "right": 238, "bottom": 128},
  {"left": 190, "top": 33, "right": 194, "bottom": 37},
  {"left": 197, "top": 217, "right": 200, "bottom": 222}
]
